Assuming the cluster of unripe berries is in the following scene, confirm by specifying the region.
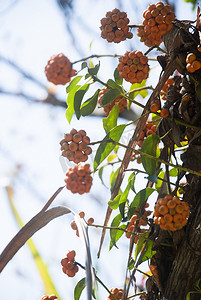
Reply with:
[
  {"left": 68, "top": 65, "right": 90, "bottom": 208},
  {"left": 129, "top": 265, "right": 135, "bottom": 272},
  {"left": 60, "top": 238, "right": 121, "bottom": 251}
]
[
  {"left": 45, "top": 53, "right": 76, "bottom": 85},
  {"left": 40, "top": 296, "right": 58, "bottom": 300},
  {"left": 137, "top": 2, "right": 175, "bottom": 47},
  {"left": 65, "top": 164, "right": 93, "bottom": 194},
  {"left": 107, "top": 288, "right": 128, "bottom": 300},
  {"left": 126, "top": 203, "right": 151, "bottom": 243},
  {"left": 98, "top": 87, "right": 127, "bottom": 115},
  {"left": 71, "top": 211, "right": 94, "bottom": 237},
  {"left": 100, "top": 8, "right": 133, "bottom": 43},
  {"left": 153, "top": 195, "right": 190, "bottom": 231},
  {"left": 60, "top": 128, "right": 92, "bottom": 164},
  {"left": 137, "top": 122, "right": 157, "bottom": 147},
  {"left": 117, "top": 51, "right": 149, "bottom": 84},
  {"left": 61, "top": 250, "right": 79, "bottom": 277},
  {"left": 186, "top": 53, "right": 201, "bottom": 73}
]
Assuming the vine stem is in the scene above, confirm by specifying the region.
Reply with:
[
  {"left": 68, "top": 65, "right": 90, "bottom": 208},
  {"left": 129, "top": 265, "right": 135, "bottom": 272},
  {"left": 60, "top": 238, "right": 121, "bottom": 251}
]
[
  {"left": 90, "top": 138, "right": 201, "bottom": 177},
  {"left": 72, "top": 54, "right": 120, "bottom": 65}
]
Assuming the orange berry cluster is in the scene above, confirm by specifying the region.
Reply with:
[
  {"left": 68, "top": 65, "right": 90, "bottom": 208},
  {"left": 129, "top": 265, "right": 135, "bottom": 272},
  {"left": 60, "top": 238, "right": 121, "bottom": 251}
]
[
  {"left": 65, "top": 164, "right": 93, "bottom": 194},
  {"left": 107, "top": 288, "right": 128, "bottom": 300},
  {"left": 117, "top": 51, "right": 149, "bottom": 84},
  {"left": 100, "top": 9, "right": 133, "bottom": 43},
  {"left": 45, "top": 53, "right": 76, "bottom": 85},
  {"left": 154, "top": 195, "right": 190, "bottom": 231},
  {"left": 126, "top": 203, "right": 151, "bottom": 243},
  {"left": 137, "top": 2, "right": 175, "bottom": 47},
  {"left": 61, "top": 250, "right": 79, "bottom": 277},
  {"left": 40, "top": 295, "right": 58, "bottom": 300},
  {"left": 137, "top": 122, "right": 157, "bottom": 147},
  {"left": 98, "top": 87, "right": 127, "bottom": 115},
  {"left": 71, "top": 211, "right": 94, "bottom": 237},
  {"left": 60, "top": 128, "right": 92, "bottom": 164},
  {"left": 160, "top": 78, "right": 174, "bottom": 100},
  {"left": 150, "top": 97, "right": 169, "bottom": 118},
  {"left": 186, "top": 53, "right": 201, "bottom": 73}
]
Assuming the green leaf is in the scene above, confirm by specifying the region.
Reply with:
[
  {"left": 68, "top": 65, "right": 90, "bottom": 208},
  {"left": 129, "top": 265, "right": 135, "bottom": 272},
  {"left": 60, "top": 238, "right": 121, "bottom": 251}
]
[
  {"left": 128, "top": 188, "right": 155, "bottom": 219},
  {"left": 74, "top": 84, "right": 90, "bottom": 119},
  {"left": 109, "top": 214, "right": 126, "bottom": 250},
  {"left": 138, "top": 240, "right": 156, "bottom": 265},
  {"left": 108, "top": 194, "right": 121, "bottom": 210},
  {"left": 88, "top": 62, "right": 100, "bottom": 76},
  {"left": 101, "top": 89, "right": 121, "bottom": 106},
  {"left": 89, "top": 60, "right": 94, "bottom": 68},
  {"left": 103, "top": 103, "right": 119, "bottom": 134},
  {"left": 107, "top": 154, "right": 118, "bottom": 162},
  {"left": 147, "top": 168, "right": 162, "bottom": 184},
  {"left": 81, "top": 62, "right": 88, "bottom": 70},
  {"left": 128, "top": 173, "right": 136, "bottom": 193},
  {"left": 80, "top": 89, "right": 100, "bottom": 116},
  {"left": 110, "top": 167, "right": 120, "bottom": 193},
  {"left": 74, "top": 277, "right": 86, "bottom": 300},
  {"left": 107, "top": 79, "right": 122, "bottom": 92},
  {"left": 135, "top": 232, "right": 149, "bottom": 260},
  {"left": 128, "top": 258, "right": 134, "bottom": 270},
  {"left": 169, "top": 167, "right": 178, "bottom": 177},
  {"left": 140, "top": 134, "right": 160, "bottom": 175},
  {"left": 119, "top": 175, "right": 135, "bottom": 218},
  {"left": 94, "top": 124, "right": 126, "bottom": 171},
  {"left": 114, "top": 68, "right": 123, "bottom": 85},
  {"left": 66, "top": 85, "right": 81, "bottom": 124},
  {"left": 66, "top": 75, "right": 82, "bottom": 93},
  {"left": 129, "top": 79, "right": 148, "bottom": 99},
  {"left": 98, "top": 166, "right": 105, "bottom": 186},
  {"left": 155, "top": 171, "right": 167, "bottom": 193}
]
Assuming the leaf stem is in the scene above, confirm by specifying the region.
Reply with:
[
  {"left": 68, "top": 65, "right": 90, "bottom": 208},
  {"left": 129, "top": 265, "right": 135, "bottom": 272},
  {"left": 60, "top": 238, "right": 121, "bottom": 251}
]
[{"left": 72, "top": 54, "right": 120, "bottom": 65}]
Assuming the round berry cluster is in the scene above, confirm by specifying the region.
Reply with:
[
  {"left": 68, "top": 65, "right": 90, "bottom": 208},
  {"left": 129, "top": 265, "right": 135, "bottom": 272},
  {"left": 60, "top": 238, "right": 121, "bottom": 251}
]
[
  {"left": 60, "top": 129, "right": 92, "bottom": 164},
  {"left": 137, "top": 2, "right": 175, "bottom": 47},
  {"left": 117, "top": 51, "right": 149, "bottom": 84},
  {"left": 40, "top": 295, "right": 58, "bottom": 300},
  {"left": 71, "top": 211, "right": 94, "bottom": 237},
  {"left": 186, "top": 53, "right": 201, "bottom": 73},
  {"left": 125, "top": 204, "right": 151, "bottom": 243},
  {"left": 45, "top": 53, "right": 76, "bottom": 85},
  {"left": 137, "top": 122, "right": 157, "bottom": 147},
  {"left": 100, "top": 8, "right": 133, "bottom": 43},
  {"left": 65, "top": 164, "right": 93, "bottom": 194},
  {"left": 154, "top": 195, "right": 190, "bottom": 231},
  {"left": 160, "top": 78, "right": 174, "bottom": 100},
  {"left": 107, "top": 288, "right": 128, "bottom": 300},
  {"left": 61, "top": 250, "right": 79, "bottom": 277},
  {"left": 98, "top": 87, "right": 127, "bottom": 115}
]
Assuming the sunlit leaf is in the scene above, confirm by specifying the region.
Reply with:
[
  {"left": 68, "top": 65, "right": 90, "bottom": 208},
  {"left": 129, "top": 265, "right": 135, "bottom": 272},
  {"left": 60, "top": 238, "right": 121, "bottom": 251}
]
[
  {"left": 109, "top": 214, "right": 126, "bottom": 250},
  {"left": 169, "top": 167, "right": 178, "bottom": 177},
  {"left": 66, "top": 75, "right": 83, "bottom": 93},
  {"left": 135, "top": 232, "right": 149, "bottom": 260},
  {"left": 108, "top": 194, "right": 121, "bottom": 210},
  {"left": 101, "top": 89, "right": 121, "bottom": 106},
  {"left": 128, "top": 258, "right": 134, "bottom": 270},
  {"left": 129, "top": 79, "right": 148, "bottom": 99},
  {"left": 155, "top": 171, "right": 166, "bottom": 193},
  {"left": 66, "top": 85, "right": 81, "bottom": 123},
  {"left": 103, "top": 103, "right": 119, "bottom": 134},
  {"left": 128, "top": 172, "right": 136, "bottom": 193},
  {"left": 74, "top": 277, "right": 86, "bottom": 300},
  {"left": 110, "top": 167, "right": 120, "bottom": 193},
  {"left": 80, "top": 89, "right": 100, "bottom": 116},
  {"left": 138, "top": 240, "right": 156, "bottom": 265},
  {"left": 119, "top": 176, "right": 134, "bottom": 218},
  {"left": 128, "top": 188, "right": 155, "bottom": 219},
  {"left": 74, "top": 84, "right": 90, "bottom": 119},
  {"left": 114, "top": 68, "right": 123, "bottom": 85},
  {"left": 107, "top": 154, "right": 118, "bottom": 162},
  {"left": 94, "top": 124, "right": 126, "bottom": 171},
  {"left": 140, "top": 134, "right": 160, "bottom": 175}
]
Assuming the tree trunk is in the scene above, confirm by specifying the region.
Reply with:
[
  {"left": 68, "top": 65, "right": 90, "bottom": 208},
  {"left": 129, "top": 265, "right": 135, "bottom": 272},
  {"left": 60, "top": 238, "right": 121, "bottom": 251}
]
[{"left": 163, "top": 178, "right": 201, "bottom": 300}]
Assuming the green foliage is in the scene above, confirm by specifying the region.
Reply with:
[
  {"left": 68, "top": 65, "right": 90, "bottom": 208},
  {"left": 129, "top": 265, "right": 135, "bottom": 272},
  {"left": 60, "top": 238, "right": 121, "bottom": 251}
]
[
  {"left": 140, "top": 134, "right": 160, "bottom": 175},
  {"left": 114, "top": 68, "right": 123, "bottom": 85},
  {"left": 110, "top": 167, "right": 120, "bottom": 193},
  {"left": 74, "top": 84, "right": 90, "bottom": 119},
  {"left": 74, "top": 277, "right": 86, "bottom": 300},
  {"left": 93, "top": 124, "right": 126, "bottom": 171},
  {"left": 128, "top": 188, "right": 155, "bottom": 219},
  {"left": 103, "top": 103, "right": 119, "bottom": 134},
  {"left": 109, "top": 213, "right": 126, "bottom": 249},
  {"left": 184, "top": 0, "right": 198, "bottom": 9},
  {"left": 100, "top": 89, "right": 121, "bottom": 106},
  {"left": 80, "top": 89, "right": 100, "bottom": 117},
  {"left": 119, "top": 173, "right": 135, "bottom": 219},
  {"left": 135, "top": 232, "right": 149, "bottom": 260},
  {"left": 137, "top": 241, "right": 156, "bottom": 265}
]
